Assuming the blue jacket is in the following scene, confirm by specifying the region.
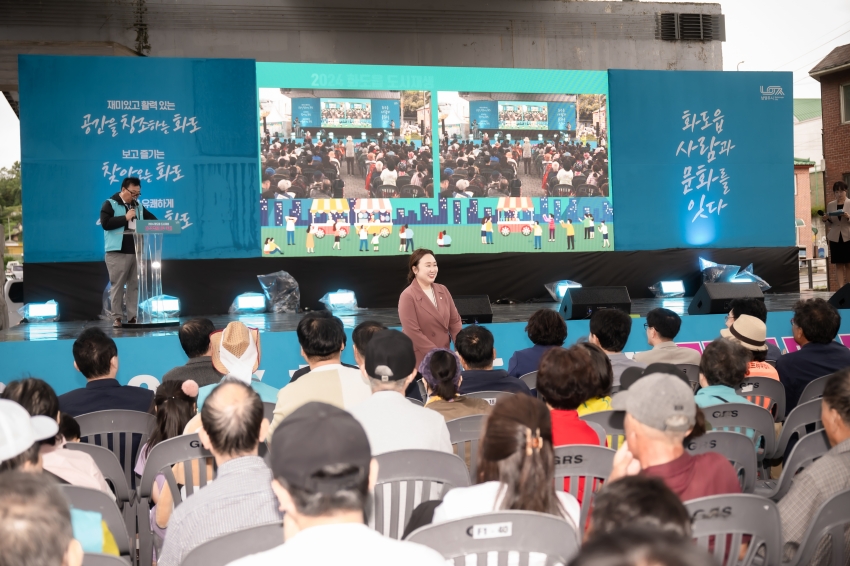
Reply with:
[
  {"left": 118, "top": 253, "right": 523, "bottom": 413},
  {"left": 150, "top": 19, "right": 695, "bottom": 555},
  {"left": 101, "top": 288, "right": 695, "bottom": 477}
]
[
  {"left": 58, "top": 378, "right": 154, "bottom": 417},
  {"left": 458, "top": 369, "right": 533, "bottom": 396},
  {"left": 777, "top": 341, "right": 850, "bottom": 415},
  {"left": 506, "top": 344, "right": 557, "bottom": 378}
]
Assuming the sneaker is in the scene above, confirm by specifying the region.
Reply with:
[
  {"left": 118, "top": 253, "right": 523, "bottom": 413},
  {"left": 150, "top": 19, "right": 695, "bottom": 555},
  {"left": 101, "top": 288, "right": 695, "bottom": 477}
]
[{"left": 113, "top": 318, "right": 122, "bottom": 328}]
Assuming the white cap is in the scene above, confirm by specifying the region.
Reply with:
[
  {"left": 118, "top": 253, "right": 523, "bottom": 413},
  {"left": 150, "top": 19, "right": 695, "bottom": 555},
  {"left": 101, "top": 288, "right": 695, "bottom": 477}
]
[{"left": 0, "top": 399, "right": 59, "bottom": 462}]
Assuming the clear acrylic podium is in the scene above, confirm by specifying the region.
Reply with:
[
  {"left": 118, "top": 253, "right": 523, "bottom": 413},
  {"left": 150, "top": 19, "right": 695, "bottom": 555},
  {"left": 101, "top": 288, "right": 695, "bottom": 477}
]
[{"left": 124, "top": 220, "right": 182, "bottom": 329}]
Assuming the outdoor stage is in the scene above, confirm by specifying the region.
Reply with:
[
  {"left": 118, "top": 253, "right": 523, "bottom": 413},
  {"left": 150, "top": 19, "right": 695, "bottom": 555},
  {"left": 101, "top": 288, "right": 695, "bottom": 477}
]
[{"left": 2, "top": 291, "right": 845, "bottom": 398}]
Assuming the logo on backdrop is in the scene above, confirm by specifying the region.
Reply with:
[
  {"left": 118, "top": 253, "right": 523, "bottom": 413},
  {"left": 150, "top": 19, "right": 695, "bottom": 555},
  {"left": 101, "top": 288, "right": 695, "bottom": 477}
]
[{"left": 759, "top": 86, "right": 785, "bottom": 101}]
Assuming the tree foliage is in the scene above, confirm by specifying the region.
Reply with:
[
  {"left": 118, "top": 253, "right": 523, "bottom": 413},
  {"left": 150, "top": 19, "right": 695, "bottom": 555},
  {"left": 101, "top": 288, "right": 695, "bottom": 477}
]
[{"left": 0, "top": 161, "right": 21, "bottom": 209}]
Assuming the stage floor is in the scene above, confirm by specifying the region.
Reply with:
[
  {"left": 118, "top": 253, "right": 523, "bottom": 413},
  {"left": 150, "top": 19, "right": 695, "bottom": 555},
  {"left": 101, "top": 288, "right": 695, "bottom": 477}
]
[{"left": 0, "top": 291, "right": 831, "bottom": 343}]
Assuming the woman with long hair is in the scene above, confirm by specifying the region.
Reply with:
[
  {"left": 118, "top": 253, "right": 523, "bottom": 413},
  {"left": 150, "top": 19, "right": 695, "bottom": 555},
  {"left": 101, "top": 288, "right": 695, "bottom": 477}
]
[
  {"left": 431, "top": 394, "right": 580, "bottom": 532},
  {"left": 135, "top": 380, "right": 198, "bottom": 546}
]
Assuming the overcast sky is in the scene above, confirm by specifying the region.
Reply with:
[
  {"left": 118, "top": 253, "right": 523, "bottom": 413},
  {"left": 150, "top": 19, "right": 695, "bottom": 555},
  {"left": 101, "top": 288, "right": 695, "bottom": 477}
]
[{"left": 1, "top": 0, "right": 849, "bottom": 169}]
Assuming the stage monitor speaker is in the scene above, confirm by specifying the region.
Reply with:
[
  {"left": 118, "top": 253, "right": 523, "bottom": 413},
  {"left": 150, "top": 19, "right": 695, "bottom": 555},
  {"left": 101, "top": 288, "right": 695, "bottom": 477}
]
[
  {"left": 687, "top": 282, "right": 764, "bottom": 315},
  {"left": 559, "top": 286, "right": 631, "bottom": 320},
  {"left": 454, "top": 295, "right": 493, "bottom": 324},
  {"left": 828, "top": 283, "right": 850, "bottom": 309}
]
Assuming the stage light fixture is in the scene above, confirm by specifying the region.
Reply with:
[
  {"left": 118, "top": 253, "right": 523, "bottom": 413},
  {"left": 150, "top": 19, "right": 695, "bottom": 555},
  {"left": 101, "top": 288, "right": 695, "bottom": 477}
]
[
  {"left": 320, "top": 289, "right": 361, "bottom": 314},
  {"left": 544, "top": 280, "right": 582, "bottom": 302},
  {"left": 649, "top": 280, "right": 685, "bottom": 298},
  {"left": 19, "top": 300, "right": 59, "bottom": 322},
  {"left": 140, "top": 295, "right": 181, "bottom": 318},
  {"left": 233, "top": 292, "right": 267, "bottom": 314}
]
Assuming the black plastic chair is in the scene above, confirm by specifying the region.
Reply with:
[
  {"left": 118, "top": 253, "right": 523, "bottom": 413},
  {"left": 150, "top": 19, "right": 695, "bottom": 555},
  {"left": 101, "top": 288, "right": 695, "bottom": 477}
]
[
  {"left": 755, "top": 430, "right": 830, "bottom": 501},
  {"left": 735, "top": 377, "right": 787, "bottom": 423},
  {"left": 686, "top": 431, "right": 758, "bottom": 494},
  {"left": 550, "top": 184, "right": 573, "bottom": 197},
  {"left": 787, "top": 488, "right": 850, "bottom": 566},
  {"left": 552, "top": 444, "right": 616, "bottom": 532},
  {"left": 370, "top": 450, "right": 470, "bottom": 540},
  {"left": 446, "top": 414, "right": 487, "bottom": 480},
  {"left": 405, "top": 510, "right": 580, "bottom": 565},
  {"left": 580, "top": 410, "right": 626, "bottom": 450},
  {"left": 63, "top": 486, "right": 132, "bottom": 563},
  {"left": 181, "top": 522, "right": 283, "bottom": 566},
  {"left": 685, "top": 494, "right": 782, "bottom": 566}
]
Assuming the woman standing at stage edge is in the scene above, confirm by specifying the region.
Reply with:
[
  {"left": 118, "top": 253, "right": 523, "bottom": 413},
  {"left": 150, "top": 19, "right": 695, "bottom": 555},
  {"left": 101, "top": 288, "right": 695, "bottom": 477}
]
[
  {"left": 398, "top": 248, "right": 463, "bottom": 366},
  {"left": 827, "top": 181, "right": 850, "bottom": 287}
]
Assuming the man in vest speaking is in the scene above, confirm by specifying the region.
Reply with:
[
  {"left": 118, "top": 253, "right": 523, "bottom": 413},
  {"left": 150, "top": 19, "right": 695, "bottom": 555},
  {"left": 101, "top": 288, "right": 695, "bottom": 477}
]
[{"left": 100, "top": 177, "right": 157, "bottom": 328}]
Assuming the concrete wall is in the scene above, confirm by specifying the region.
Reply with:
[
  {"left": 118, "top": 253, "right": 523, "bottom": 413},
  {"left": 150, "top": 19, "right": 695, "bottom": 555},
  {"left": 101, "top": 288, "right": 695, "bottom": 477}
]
[
  {"left": 794, "top": 117, "right": 824, "bottom": 169},
  {"left": 0, "top": 0, "right": 724, "bottom": 96}
]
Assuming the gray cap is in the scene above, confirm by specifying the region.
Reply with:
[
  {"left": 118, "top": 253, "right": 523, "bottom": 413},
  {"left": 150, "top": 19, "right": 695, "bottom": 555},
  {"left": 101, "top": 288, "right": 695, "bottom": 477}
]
[{"left": 611, "top": 373, "right": 696, "bottom": 432}]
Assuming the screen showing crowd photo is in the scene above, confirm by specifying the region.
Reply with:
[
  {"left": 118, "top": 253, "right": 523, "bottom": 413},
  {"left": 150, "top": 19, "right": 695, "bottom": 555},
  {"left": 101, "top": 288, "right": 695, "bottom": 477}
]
[
  {"left": 497, "top": 101, "right": 549, "bottom": 130},
  {"left": 320, "top": 98, "right": 372, "bottom": 128}
]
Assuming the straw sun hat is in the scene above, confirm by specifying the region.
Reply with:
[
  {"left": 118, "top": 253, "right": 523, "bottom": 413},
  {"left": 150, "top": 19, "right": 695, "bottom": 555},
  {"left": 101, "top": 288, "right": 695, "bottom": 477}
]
[{"left": 210, "top": 322, "right": 261, "bottom": 375}]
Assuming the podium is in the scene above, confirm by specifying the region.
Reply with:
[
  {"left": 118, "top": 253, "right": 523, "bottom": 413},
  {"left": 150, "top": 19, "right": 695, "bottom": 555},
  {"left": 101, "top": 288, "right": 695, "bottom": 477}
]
[{"left": 124, "top": 219, "right": 182, "bottom": 329}]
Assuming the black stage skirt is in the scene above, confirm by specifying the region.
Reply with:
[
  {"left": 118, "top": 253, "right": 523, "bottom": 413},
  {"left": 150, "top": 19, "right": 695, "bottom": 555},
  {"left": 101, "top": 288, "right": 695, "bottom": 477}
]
[{"left": 830, "top": 234, "right": 850, "bottom": 264}]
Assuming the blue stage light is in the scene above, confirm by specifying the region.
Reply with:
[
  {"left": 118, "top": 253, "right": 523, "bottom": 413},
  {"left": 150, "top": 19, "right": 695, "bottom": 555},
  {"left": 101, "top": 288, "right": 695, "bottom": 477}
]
[
  {"left": 649, "top": 280, "right": 685, "bottom": 298},
  {"left": 234, "top": 293, "right": 267, "bottom": 313},
  {"left": 320, "top": 289, "right": 361, "bottom": 314},
  {"left": 140, "top": 295, "right": 180, "bottom": 317},
  {"left": 20, "top": 300, "right": 59, "bottom": 321},
  {"left": 544, "top": 280, "right": 582, "bottom": 302}
]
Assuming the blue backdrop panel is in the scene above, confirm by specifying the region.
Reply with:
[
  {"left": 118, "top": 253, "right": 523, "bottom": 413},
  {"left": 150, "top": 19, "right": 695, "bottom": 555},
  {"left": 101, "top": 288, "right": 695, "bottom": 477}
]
[
  {"left": 19, "top": 55, "right": 259, "bottom": 263},
  {"left": 608, "top": 70, "right": 794, "bottom": 251},
  {"left": 292, "top": 98, "right": 321, "bottom": 128},
  {"left": 3, "top": 310, "right": 843, "bottom": 396},
  {"left": 469, "top": 100, "right": 498, "bottom": 129},
  {"left": 372, "top": 99, "right": 400, "bottom": 129},
  {"left": 548, "top": 102, "right": 577, "bottom": 131}
]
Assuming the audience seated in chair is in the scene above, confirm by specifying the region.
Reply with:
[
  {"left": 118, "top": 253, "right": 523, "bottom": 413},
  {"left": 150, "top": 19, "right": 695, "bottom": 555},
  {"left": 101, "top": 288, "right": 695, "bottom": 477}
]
[
  {"left": 506, "top": 309, "right": 567, "bottom": 378},
  {"left": 0, "top": 403, "right": 119, "bottom": 556},
  {"left": 157, "top": 381, "right": 283, "bottom": 566},
  {"left": 0, "top": 471, "right": 84, "bottom": 566},
  {"left": 228, "top": 402, "right": 445, "bottom": 566},
  {"left": 777, "top": 298, "right": 850, "bottom": 415},
  {"left": 609, "top": 373, "right": 741, "bottom": 501},
  {"left": 270, "top": 312, "right": 371, "bottom": 433},
  {"left": 59, "top": 327, "right": 154, "bottom": 417},
  {"left": 634, "top": 309, "right": 701, "bottom": 366},
  {"left": 726, "top": 298, "right": 781, "bottom": 362},
  {"left": 538, "top": 346, "right": 606, "bottom": 449},
  {"left": 571, "top": 527, "right": 716, "bottom": 566},
  {"left": 585, "top": 475, "right": 691, "bottom": 542},
  {"left": 162, "top": 318, "right": 222, "bottom": 387},
  {"left": 720, "top": 314, "right": 780, "bottom": 380},
  {"left": 574, "top": 342, "right": 615, "bottom": 415},
  {"left": 420, "top": 348, "right": 491, "bottom": 421},
  {"left": 288, "top": 319, "right": 383, "bottom": 383},
  {"left": 777, "top": 368, "right": 850, "bottom": 563},
  {"left": 196, "top": 322, "right": 279, "bottom": 410},
  {"left": 456, "top": 325, "right": 533, "bottom": 396},
  {"left": 620, "top": 363, "right": 690, "bottom": 392},
  {"left": 589, "top": 309, "right": 645, "bottom": 388},
  {"left": 694, "top": 339, "right": 754, "bottom": 408},
  {"left": 349, "top": 330, "right": 452, "bottom": 456},
  {"left": 3, "top": 378, "right": 112, "bottom": 497},
  {"left": 426, "top": 394, "right": 580, "bottom": 533},
  {"left": 134, "top": 380, "right": 199, "bottom": 546}
]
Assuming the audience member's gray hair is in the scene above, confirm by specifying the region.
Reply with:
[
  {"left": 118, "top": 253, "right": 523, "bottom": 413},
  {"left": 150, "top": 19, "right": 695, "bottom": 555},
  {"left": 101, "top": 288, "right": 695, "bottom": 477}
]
[{"left": 201, "top": 380, "right": 263, "bottom": 456}]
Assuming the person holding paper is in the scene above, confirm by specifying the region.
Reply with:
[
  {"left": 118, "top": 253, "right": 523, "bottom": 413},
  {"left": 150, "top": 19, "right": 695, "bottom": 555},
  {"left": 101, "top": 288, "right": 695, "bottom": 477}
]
[
  {"left": 99, "top": 177, "right": 157, "bottom": 328},
  {"left": 826, "top": 181, "right": 850, "bottom": 287}
]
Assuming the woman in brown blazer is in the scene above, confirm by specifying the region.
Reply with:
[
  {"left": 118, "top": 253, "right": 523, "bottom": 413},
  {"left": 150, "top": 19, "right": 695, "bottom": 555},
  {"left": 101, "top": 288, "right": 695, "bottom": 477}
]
[{"left": 398, "top": 248, "right": 463, "bottom": 366}]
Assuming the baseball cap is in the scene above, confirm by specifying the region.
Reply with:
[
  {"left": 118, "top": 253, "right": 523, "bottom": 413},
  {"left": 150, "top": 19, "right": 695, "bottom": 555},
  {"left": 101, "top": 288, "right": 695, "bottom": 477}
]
[
  {"left": 271, "top": 402, "right": 371, "bottom": 493},
  {"left": 0, "top": 399, "right": 59, "bottom": 462},
  {"left": 612, "top": 373, "right": 696, "bottom": 432},
  {"left": 619, "top": 363, "right": 689, "bottom": 391},
  {"left": 364, "top": 329, "right": 417, "bottom": 382}
]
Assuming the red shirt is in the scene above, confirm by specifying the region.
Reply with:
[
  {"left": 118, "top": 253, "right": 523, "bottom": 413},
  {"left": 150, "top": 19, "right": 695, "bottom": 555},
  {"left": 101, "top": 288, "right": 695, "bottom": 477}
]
[
  {"left": 643, "top": 451, "right": 741, "bottom": 502},
  {"left": 551, "top": 409, "right": 604, "bottom": 506}
]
